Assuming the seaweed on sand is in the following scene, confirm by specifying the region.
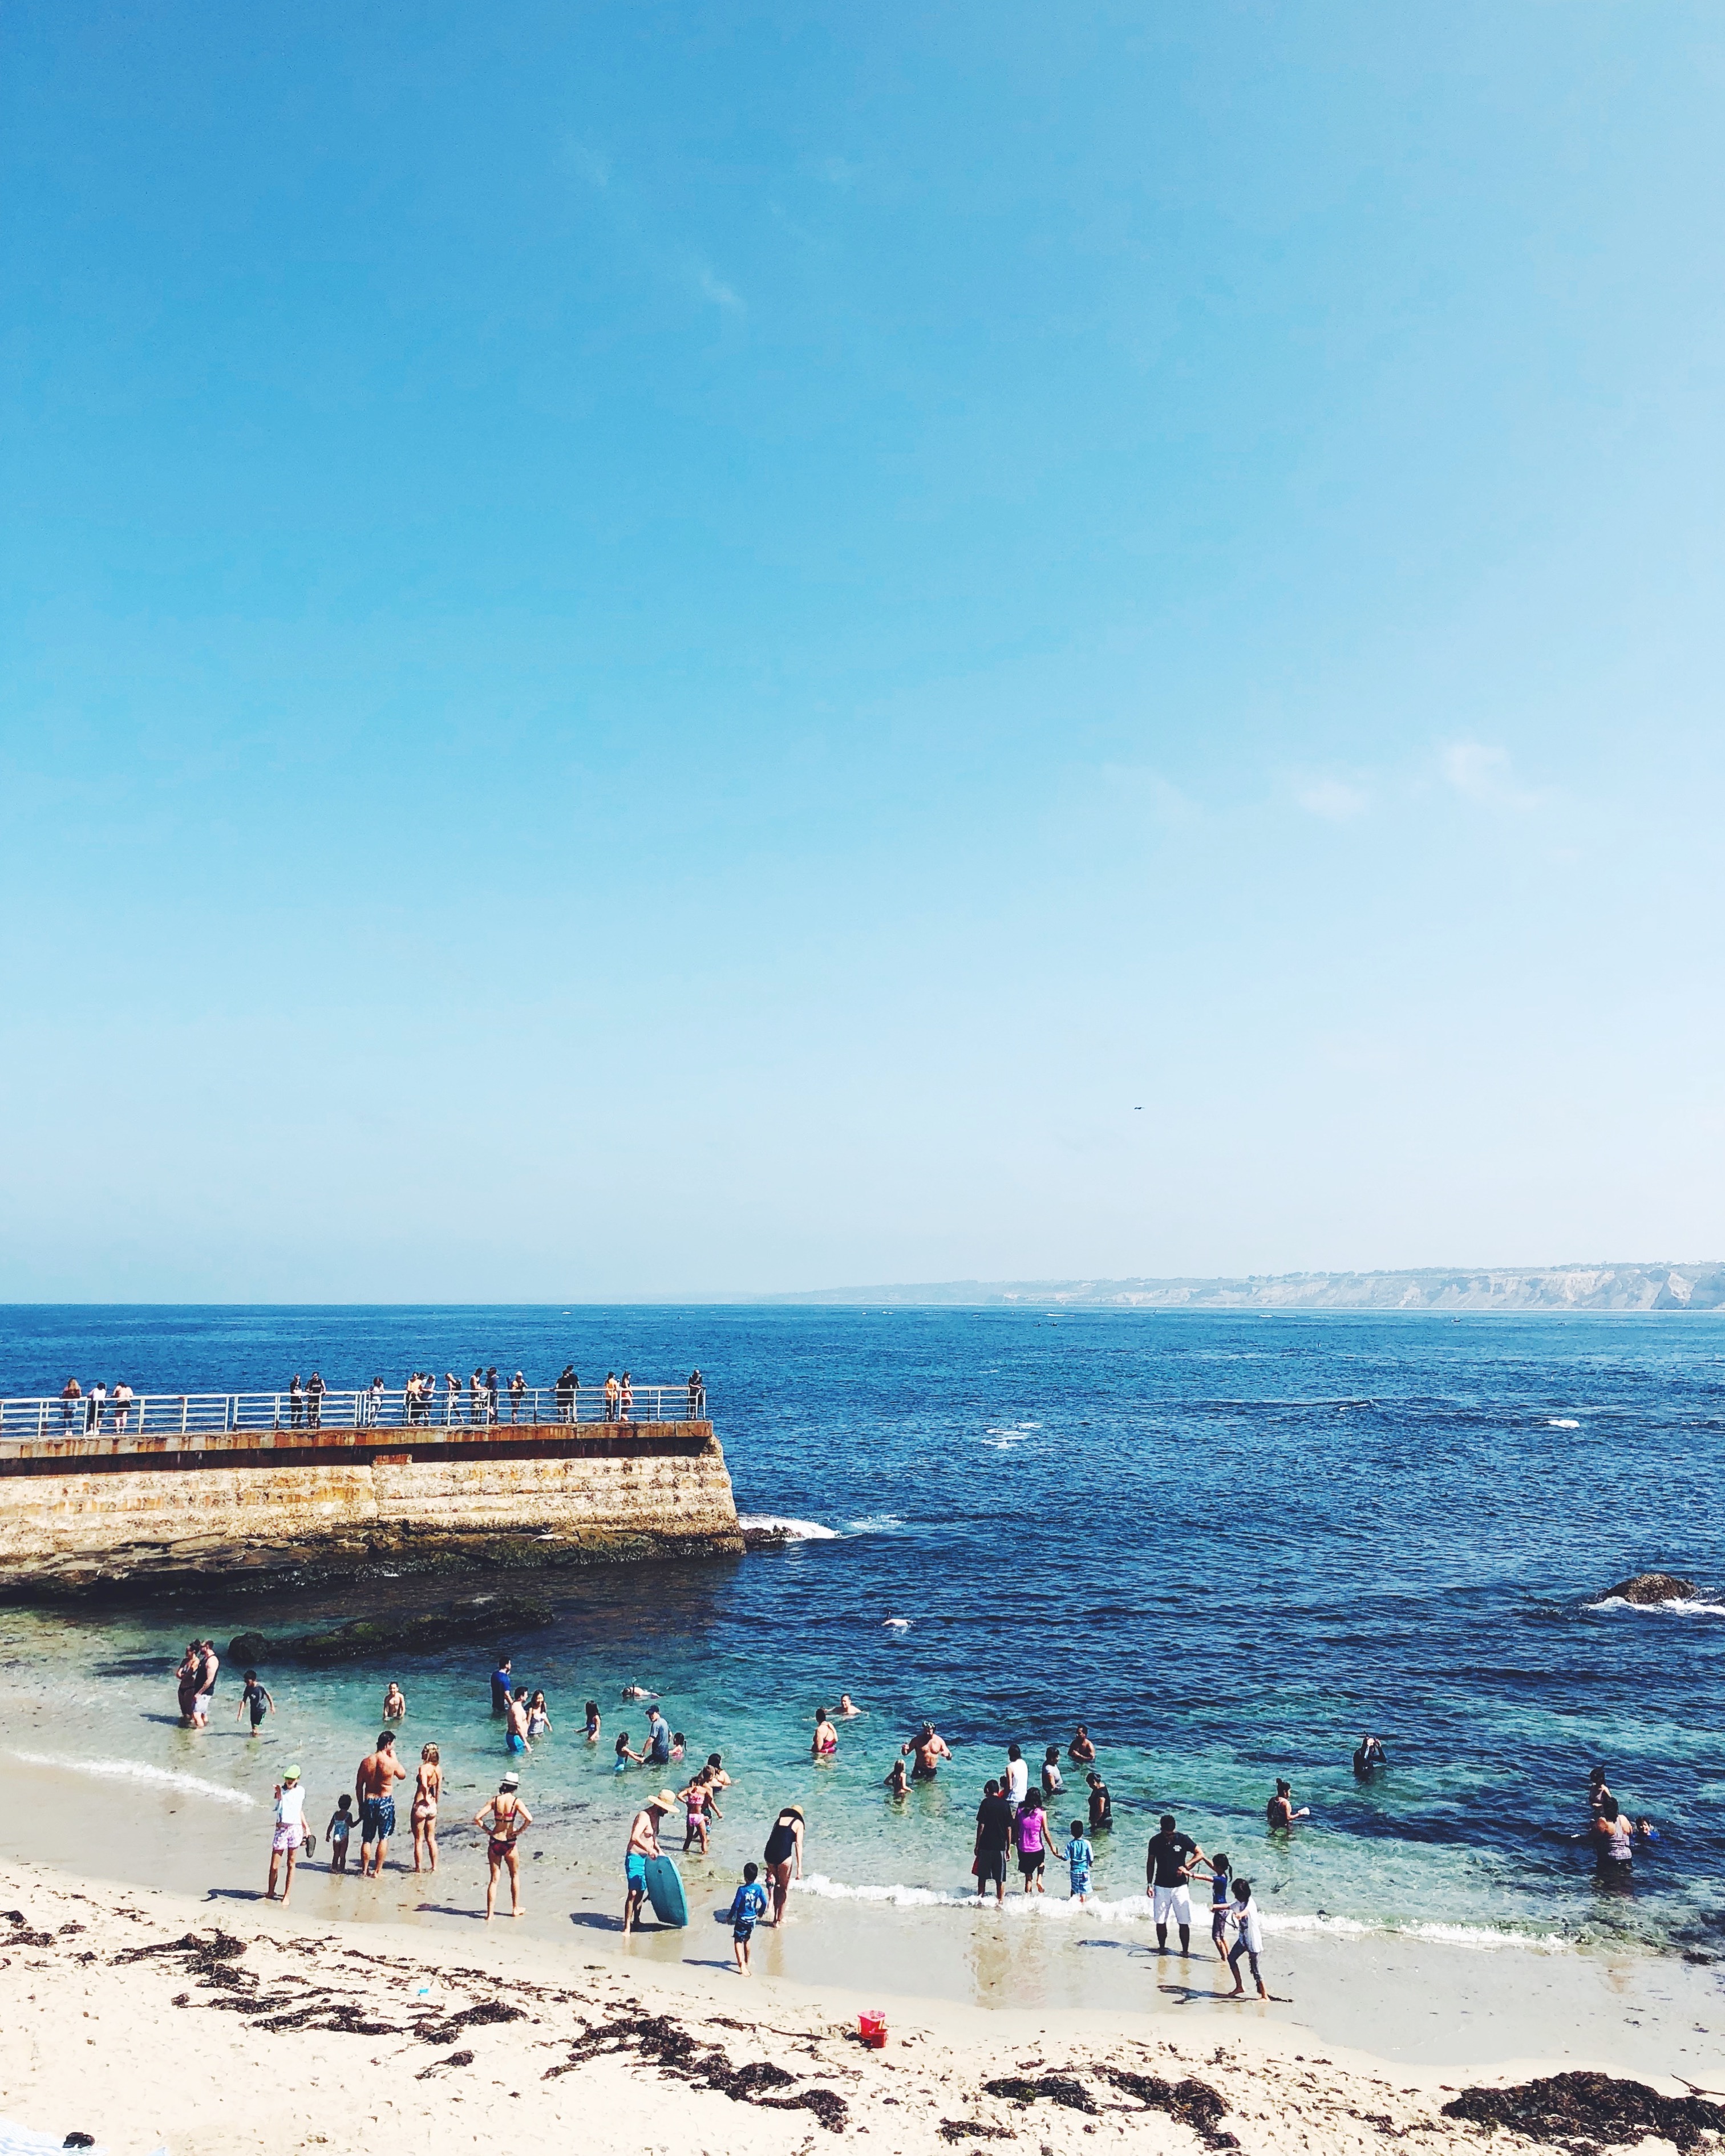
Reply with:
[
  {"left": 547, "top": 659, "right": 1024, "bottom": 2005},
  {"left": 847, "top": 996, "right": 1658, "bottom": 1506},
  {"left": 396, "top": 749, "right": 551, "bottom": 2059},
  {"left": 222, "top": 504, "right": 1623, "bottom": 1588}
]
[
  {"left": 544, "top": 2008, "right": 848, "bottom": 2131},
  {"left": 1106, "top": 2068, "right": 1238, "bottom": 2149},
  {"left": 981, "top": 2076, "right": 1096, "bottom": 2113},
  {"left": 1442, "top": 2071, "right": 1725, "bottom": 2150}
]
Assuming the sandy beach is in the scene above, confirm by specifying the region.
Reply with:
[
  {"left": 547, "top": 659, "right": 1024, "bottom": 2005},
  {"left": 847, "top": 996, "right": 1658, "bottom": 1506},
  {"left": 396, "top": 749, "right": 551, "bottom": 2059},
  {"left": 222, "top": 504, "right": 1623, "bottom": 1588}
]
[{"left": 1, "top": 1847, "right": 1721, "bottom": 2156}]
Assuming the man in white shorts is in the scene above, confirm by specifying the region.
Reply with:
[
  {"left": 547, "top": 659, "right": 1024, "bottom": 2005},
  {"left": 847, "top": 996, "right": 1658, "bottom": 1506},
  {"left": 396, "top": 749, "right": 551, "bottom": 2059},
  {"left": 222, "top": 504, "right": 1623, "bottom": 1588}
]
[{"left": 1145, "top": 1812, "right": 1203, "bottom": 1956}]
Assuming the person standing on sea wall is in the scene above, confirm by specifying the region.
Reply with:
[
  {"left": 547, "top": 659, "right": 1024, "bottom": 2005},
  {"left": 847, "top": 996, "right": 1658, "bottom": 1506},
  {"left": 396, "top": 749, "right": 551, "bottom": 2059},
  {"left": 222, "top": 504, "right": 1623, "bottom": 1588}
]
[
  {"left": 508, "top": 1370, "right": 525, "bottom": 1422},
  {"left": 59, "top": 1376, "right": 80, "bottom": 1430},
  {"left": 306, "top": 1372, "right": 325, "bottom": 1428},
  {"left": 687, "top": 1368, "right": 704, "bottom": 1416},
  {"left": 288, "top": 1374, "right": 305, "bottom": 1428}
]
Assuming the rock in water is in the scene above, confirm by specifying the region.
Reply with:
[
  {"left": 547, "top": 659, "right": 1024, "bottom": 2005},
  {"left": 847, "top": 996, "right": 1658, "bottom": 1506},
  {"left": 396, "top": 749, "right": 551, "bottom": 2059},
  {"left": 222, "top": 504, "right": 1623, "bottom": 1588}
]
[{"left": 1598, "top": 1571, "right": 1698, "bottom": 1605}]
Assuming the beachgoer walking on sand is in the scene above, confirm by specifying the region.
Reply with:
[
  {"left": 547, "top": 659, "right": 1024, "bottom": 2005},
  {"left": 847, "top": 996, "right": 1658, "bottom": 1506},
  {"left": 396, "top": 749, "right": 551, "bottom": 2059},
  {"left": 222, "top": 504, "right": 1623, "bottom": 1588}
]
[
  {"left": 1227, "top": 1878, "right": 1268, "bottom": 1998},
  {"left": 903, "top": 1724, "right": 953, "bottom": 1780},
  {"left": 356, "top": 1732, "right": 410, "bottom": 1877},
  {"left": 973, "top": 1779, "right": 1014, "bottom": 1903},
  {"left": 1266, "top": 1778, "right": 1310, "bottom": 1829},
  {"left": 584, "top": 1700, "right": 601, "bottom": 1742},
  {"left": 1003, "top": 1742, "right": 1029, "bottom": 1808},
  {"left": 60, "top": 1377, "right": 80, "bottom": 1431},
  {"left": 812, "top": 1707, "right": 839, "bottom": 1757},
  {"left": 236, "top": 1669, "right": 274, "bottom": 1734},
  {"left": 763, "top": 1806, "right": 805, "bottom": 1924},
  {"left": 1087, "top": 1770, "right": 1113, "bottom": 1832},
  {"left": 1204, "top": 1851, "right": 1233, "bottom": 1960},
  {"left": 1014, "top": 1789, "right": 1053, "bottom": 1894},
  {"left": 681, "top": 1767, "right": 721, "bottom": 1852},
  {"left": 1064, "top": 1819, "right": 1095, "bottom": 1902},
  {"left": 1147, "top": 1813, "right": 1204, "bottom": 1955},
  {"left": 267, "top": 1766, "right": 307, "bottom": 1906},
  {"left": 327, "top": 1793, "right": 354, "bottom": 1873},
  {"left": 412, "top": 1744, "right": 442, "bottom": 1873},
  {"left": 509, "top": 1371, "right": 525, "bottom": 1423},
  {"left": 1068, "top": 1725, "right": 1097, "bottom": 1764},
  {"left": 727, "top": 1861, "right": 768, "bottom": 1975},
  {"left": 289, "top": 1375, "right": 305, "bottom": 1429},
  {"left": 622, "top": 1790, "right": 678, "bottom": 1932},
  {"left": 382, "top": 1681, "right": 407, "bottom": 1721},
  {"left": 306, "top": 1372, "right": 325, "bottom": 1428},
  {"left": 474, "top": 1772, "right": 531, "bottom": 1918}
]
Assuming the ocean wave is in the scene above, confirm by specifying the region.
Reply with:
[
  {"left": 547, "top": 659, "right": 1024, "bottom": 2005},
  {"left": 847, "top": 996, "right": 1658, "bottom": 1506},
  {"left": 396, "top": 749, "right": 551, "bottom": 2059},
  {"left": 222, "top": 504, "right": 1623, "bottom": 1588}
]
[
  {"left": 737, "top": 1515, "right": 839, "bottom": 1542},
  {"left": 9, "top": 1751, "right": 257, "bottom": 1806},
  {"left": 1590, "top": 1595, "right": 1725, "bottom": 1618},
  {"left": 1548, "top": 1418, "right": 1580, "bottom": 1429},
  {"left": 791, "top": 1874, "right": 1569, "bottom": 1951},
  {"left": 845, "top": 1514, "right": 905, "bottom": 1535}
]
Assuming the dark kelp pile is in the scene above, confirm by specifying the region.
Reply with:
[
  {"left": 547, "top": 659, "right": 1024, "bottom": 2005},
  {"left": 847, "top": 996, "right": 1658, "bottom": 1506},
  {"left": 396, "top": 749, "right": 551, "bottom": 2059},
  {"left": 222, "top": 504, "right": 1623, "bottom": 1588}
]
[
  {"left": 1443, "top": 2071, "right": 1725, "bottom": 2150},
  {"left": 1107, "top": 2068, "right": 1238, "bottom": 2148},
  {"left": 545, "top": 2007, "right": 848, "bottom": 2132}
]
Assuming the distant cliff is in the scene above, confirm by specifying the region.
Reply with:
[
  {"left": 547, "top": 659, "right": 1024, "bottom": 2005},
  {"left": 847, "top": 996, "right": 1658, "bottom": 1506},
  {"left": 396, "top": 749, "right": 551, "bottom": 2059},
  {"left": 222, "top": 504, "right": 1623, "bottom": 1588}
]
[{"left": 767, "top": 1265, "right": 1725, "bottom": 1312}]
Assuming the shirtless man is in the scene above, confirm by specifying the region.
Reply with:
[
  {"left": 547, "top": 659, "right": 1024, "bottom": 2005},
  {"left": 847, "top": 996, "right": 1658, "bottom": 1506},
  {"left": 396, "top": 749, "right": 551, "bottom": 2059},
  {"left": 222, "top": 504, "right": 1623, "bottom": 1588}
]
[
  {"left": 902, "top": 1724, "right": 953, "bottom": 1780},
  {"left": 622, "top": 1790, "right": 677, "bottom": 1932},
  {"left": 355, "top": 1732, "right": 411, "bottom": 1877},
  {"left": 1067, "top": 1725, "right": 1098, "bottom": 1764}
]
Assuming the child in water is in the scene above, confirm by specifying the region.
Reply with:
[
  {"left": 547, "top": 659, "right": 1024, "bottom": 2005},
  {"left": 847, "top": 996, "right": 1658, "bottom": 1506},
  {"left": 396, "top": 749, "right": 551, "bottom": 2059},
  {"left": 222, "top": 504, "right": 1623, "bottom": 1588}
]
[
  {"left": 236, "top": 1669, "right": 274, "bottom": 1735},
  {"left": 614, "top": 1731, "right": 642, "bottom": 1773},
  {"left": 728, "top": 1861, "right": 770, "bottom": 1976},
  {"left": 1064, "top": 1819, "right": 1094, "bottom": 1902},
  {"left": 1205, "top": 1851, "right": 1233, "bottom": 1962},
  {"left": 326, "top": 1793, "right": 354, "bottom": 1874},
  {"left": 884, "top": 1757, "right": 910, "bottom": 1797}
]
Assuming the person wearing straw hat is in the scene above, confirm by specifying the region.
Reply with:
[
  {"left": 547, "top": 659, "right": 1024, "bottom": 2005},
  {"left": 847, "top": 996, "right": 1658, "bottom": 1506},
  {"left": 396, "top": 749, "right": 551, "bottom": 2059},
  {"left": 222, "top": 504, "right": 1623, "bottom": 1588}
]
[
  {"left": 268, "top": 1766, "right": 307, "bottom": 1908},
  {"left": 622, "top": 1789, "right": 678, "bottom": 1932},
  {"left": 474, "top": 1772, "right": 532, "bottom": 1920}
]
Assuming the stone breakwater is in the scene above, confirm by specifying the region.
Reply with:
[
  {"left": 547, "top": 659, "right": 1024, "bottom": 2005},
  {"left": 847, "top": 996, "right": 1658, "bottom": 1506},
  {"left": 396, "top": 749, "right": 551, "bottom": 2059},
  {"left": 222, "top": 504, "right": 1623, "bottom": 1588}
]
[{"left": 0, "top": 1421, "right": 742, "bottom": 1596}]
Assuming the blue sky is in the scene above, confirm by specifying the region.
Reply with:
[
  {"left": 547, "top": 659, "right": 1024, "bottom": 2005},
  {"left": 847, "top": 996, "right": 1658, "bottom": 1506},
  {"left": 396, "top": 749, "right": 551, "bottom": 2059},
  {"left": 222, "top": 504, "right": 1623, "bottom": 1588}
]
[{"left": 3, "top": 3, "right": 1723, "bottom": 1299}]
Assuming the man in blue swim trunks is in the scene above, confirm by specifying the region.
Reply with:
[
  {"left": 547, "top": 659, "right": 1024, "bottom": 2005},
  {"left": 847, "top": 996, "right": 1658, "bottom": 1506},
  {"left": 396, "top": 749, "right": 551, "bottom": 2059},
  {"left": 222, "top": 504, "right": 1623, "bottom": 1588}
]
[
  {"left": 355, "top": 1732, "right": 410, "bottom": 1878},
  {"left": 622, "top": 1790, "right": 677, "bottom": 1934}
]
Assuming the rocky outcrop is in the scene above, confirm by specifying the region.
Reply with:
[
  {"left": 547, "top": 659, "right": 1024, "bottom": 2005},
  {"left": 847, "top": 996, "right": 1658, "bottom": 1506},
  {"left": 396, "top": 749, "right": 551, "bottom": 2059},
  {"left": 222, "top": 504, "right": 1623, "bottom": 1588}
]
[
  {"left": 228, "top": 1592, "right": 553, "bottom": 1664},
  {"left": 1597, "top": 1571, "right": 1699, "bottom": 1605}
]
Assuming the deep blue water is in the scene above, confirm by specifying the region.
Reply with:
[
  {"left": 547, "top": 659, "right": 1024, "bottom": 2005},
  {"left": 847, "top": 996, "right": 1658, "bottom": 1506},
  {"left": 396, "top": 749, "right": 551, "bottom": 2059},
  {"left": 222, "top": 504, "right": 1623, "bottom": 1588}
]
[{"left": 1, "top": 1304, "right": 1722, "bottom": 1952}]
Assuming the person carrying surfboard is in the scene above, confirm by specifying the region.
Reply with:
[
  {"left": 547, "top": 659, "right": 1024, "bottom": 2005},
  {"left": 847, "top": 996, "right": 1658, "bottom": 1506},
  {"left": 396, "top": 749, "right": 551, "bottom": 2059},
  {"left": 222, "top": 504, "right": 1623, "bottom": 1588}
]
[{"left": 623, "top": 1790, "right": 679, "bottom": 1932}]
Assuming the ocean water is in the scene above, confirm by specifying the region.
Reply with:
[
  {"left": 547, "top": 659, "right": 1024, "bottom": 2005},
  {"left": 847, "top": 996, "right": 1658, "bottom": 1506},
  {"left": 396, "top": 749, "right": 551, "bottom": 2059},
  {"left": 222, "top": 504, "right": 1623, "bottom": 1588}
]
[{"left": 1, "top": 1304, "right": 1722, "bottom": 1959}]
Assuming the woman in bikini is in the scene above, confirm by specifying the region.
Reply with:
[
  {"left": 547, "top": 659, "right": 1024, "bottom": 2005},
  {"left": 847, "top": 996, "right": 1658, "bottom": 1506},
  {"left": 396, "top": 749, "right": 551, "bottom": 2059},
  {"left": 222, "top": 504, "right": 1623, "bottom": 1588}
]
[
  {"left": 474, "top": 1772, "right": 531, "bottom": 1919},
  {"left": 811, "top": 1707, "right": 839, "bottom": 1758},
  {"left": 411, "top": 1742, "right": 442, "bottom": 1873}
]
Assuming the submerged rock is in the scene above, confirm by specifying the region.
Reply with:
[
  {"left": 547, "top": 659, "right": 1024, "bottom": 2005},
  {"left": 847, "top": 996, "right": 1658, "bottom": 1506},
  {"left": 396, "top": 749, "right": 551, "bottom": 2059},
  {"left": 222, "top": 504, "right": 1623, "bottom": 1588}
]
[
  {"left": 228, "top": 1594, "right": 552, "bottom": 1664},
  {"left": 1598, "top": 1571, "right": 1699, "bottom": 1605}
]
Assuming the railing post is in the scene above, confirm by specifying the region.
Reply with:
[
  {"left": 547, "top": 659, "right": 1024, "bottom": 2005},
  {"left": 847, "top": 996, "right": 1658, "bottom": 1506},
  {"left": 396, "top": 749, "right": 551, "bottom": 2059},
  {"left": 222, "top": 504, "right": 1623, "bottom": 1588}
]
[{"left": 181, "top": 1396, "right": 188, "bottom": 1435}]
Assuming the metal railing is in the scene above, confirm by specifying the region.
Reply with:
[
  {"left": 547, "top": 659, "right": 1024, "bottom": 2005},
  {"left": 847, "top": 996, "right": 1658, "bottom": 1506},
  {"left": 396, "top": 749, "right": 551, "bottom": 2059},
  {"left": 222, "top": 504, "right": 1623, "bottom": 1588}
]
[{"left": 0, "top": 1381, "right": 710, "bottom": 1445}]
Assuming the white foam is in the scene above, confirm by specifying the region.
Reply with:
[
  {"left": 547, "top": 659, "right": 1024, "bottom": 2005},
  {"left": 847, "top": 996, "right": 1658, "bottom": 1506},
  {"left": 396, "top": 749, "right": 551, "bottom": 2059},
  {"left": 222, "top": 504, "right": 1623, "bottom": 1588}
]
[
  {"left": 792, "top": 1875, "right": 1569, "bottom": 1950},
  {"left": 882, "top": 1617, "right": 912, "bottom": 1630},
  {"left": 1590, "top": 1595, "right": 1725, "bottom": 1618},
  {"left": 9, "top": 1752, "right": 257, "bottom": 1806},
  {"left": 1548, "top": 1418, "right": 1580, "bottom": 1429},
  {"left": 737, "top": 1515, "right": 839, "bottom": 1542}
]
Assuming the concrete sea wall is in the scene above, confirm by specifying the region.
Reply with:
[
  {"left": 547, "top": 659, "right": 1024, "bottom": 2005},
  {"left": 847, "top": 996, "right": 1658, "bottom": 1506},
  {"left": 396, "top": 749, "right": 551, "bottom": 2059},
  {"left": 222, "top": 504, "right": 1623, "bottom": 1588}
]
[{"left": 0, "top": 1422, "right": 743, "bottom": 1594}]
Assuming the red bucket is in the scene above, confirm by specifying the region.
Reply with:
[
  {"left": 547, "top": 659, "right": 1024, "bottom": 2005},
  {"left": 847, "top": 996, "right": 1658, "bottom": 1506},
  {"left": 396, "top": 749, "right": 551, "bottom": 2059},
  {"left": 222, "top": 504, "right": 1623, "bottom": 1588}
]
[{"left": 859, "top": 2012, "right": 888, "bottom": 2049}]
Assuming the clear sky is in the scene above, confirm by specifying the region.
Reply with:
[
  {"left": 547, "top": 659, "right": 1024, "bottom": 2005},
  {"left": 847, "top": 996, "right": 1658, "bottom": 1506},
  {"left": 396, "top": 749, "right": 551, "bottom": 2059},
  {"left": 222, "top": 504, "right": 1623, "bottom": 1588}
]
[{"left": 4, "top": 3, "right": 1723, "bottom": 1301}]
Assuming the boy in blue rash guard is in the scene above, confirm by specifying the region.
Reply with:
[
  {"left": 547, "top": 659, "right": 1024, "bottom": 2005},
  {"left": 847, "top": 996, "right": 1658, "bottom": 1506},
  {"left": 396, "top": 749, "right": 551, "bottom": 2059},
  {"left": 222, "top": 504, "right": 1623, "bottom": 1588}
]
[
  {"left": 1064, "top": 1821, "right": 1094, "bottom": 1902},
  {"left": 1205, "top": 1851, "right": 1233, "bottom": 1962},
  {"left": 728, "top": 1861, "right": 770, "bottom": 1975}
]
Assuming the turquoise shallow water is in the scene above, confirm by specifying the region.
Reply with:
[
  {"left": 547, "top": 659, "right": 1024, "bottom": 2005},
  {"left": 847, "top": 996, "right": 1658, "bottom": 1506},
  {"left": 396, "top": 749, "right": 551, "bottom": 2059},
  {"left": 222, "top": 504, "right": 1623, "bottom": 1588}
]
[{"left": 1, "top": 1304, "right": 1722, "bottom": 1957}]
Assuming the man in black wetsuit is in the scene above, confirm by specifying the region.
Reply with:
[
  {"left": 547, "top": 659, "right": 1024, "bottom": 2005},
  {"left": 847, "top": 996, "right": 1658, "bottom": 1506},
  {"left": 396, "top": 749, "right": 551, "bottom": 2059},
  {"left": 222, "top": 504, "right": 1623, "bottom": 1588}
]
[
  {"left": 1354, "top": 1733, "right": 1387, "bottom": 1776},
  {"left": 1145, "top": 1812, "right": 1203, "bottom": 1956},
  {"left": 973, "top": 1778, "right": 1014, "bottom": 1904}
]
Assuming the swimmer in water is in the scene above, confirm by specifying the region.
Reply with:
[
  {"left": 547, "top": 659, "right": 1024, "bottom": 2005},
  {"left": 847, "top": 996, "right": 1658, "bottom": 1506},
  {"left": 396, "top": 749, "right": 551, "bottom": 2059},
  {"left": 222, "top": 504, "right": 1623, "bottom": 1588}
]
[
  {"left": 1067, "top": 1725, "right": 1098, "bottom": 1764},
  {"left": 837, "top": 1693, "right": 861, "bottom": 1717},
  {"left": 1633, "top": 1816, "right": 1661, "bottom": 1844},
  {"left": 614, "top": 1731, "right": 642, "bottom": 1773},
  {"left": 584, "top": 1700, "right": 601, "bottom": 1742},
  {"left": 812, "top": 1707, "right": 839, "bottom": 1758},
  {"left": 1353, "top": 1733, "right": 1386, "bottom": 1776},
  {"left": 1266, "top": 1778, "right": 1310, "bottom": 1829},
  {"left": 884, "top": 1757, "right": 909, "bottom": 1797},
  {"left": 902, "top": 1724, "right": 953, "bottom": 1780},
  {"left": 382, "top": 1681, "right": 407, "bottom": 1722},
  {"left": 1588, "top": 1766, "right": 1613, "bottom": 1818},
  {"left": 1086, "top": 1770, "right": 1113, "bottom": 1833},
  {"left": 621, "top": 1684, "right": 658, "bottom": 1702}
]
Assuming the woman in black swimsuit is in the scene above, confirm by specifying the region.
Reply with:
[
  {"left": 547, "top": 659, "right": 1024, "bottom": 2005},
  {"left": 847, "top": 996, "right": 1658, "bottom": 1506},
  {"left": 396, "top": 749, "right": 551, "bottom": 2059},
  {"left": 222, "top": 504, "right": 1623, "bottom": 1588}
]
[{"left": 763, "top": 1806, "right": 804, "bottom": 1926}]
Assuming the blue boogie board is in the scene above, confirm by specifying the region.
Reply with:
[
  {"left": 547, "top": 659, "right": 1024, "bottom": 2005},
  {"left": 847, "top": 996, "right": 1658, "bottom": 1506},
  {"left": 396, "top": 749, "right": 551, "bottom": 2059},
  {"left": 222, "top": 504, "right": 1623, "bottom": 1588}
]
[{"left": 643, "top": 1853, "right": 689, "bottom": 1927}]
